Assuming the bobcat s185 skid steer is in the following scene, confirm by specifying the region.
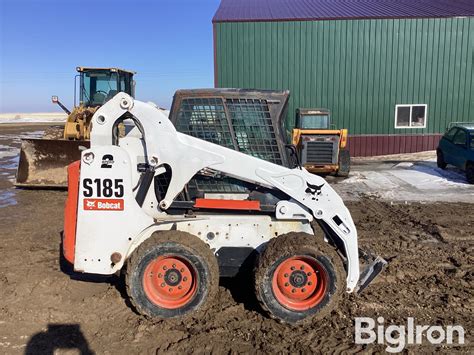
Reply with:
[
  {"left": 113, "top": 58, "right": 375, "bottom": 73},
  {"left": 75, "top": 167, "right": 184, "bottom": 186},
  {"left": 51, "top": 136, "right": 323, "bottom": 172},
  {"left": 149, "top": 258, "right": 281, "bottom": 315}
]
[{"left": 63, "top": 93, "right": 385, "bottom": 324}]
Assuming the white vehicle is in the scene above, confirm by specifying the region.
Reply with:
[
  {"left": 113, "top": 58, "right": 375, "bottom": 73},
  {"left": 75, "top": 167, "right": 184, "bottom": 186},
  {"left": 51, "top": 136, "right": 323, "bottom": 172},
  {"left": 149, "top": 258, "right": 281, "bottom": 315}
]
[{"left": 63, "top": 93, "right": 385, "bottom": 323}]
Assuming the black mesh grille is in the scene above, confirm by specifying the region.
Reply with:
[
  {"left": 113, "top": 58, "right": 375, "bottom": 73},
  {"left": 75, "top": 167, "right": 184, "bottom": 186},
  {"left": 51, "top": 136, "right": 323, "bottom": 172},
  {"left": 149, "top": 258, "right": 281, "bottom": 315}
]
[
  {"left": 174, "top": 98, "right": 241, "bottom": 194},
  {"left": 304, "top": 141, "right": 335, "bottom": 164},
  {"left": 171, "top": 96, "right": 286, "bottom": 196},
  {"left": 226, "top": 98, "right": 282, "bottom": 165},
  {"left": 175, "top": 98, "right": 234, "bottom": 148}
]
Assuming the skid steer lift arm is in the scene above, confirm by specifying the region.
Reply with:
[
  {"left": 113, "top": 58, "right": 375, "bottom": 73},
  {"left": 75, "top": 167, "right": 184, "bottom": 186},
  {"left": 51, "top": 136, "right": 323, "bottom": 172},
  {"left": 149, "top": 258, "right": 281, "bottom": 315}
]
[{"left": 77, "top": 93, "right": 384, "bottom": 293}]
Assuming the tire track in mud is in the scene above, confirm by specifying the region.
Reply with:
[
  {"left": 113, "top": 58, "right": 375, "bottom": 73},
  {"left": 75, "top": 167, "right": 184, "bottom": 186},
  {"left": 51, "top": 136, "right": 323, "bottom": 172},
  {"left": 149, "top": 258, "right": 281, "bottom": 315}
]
[{"left": 347, "top": 198, "right": 473, "bottom": 352}]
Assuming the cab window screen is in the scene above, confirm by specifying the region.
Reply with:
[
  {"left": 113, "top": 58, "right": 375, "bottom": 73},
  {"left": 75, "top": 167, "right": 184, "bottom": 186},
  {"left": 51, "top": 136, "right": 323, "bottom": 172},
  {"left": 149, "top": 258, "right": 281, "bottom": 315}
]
[
  {"left": 226, "top": 98, "right": 282, "bottom": 164},
  {"left": 175, "top": 98, "right": 234, "bottom": 148}
]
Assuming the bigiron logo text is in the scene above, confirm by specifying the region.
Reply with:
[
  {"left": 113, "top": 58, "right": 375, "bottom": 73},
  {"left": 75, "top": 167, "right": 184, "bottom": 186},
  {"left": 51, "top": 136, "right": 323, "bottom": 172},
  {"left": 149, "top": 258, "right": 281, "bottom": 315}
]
[{"left": 355, "top": 317, "right": 465, "bottom": 353}]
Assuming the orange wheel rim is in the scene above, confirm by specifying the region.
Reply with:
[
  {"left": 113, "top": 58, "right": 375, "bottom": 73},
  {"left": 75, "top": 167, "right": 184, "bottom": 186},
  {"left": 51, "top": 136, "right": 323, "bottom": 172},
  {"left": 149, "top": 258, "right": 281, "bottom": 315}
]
[
  {"left": 271, "top": 256, "right": 328, "bottom": 311},
  {"left": 143, "top": 256, "right": 197, "bottom": 309}
]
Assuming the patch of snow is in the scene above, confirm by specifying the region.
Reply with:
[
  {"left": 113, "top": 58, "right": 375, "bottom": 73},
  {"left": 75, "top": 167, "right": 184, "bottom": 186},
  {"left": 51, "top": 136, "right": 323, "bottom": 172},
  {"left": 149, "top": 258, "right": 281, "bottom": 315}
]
[
  {"left": 335, "top": 158, "right": 474, "bottom": 203},
  {"left": 0, "top": 156, "right": 19, "bottom": 170},
  {"left": 20, "top": 130, "right": 45, "bottom": 138},
  {"left": 409, "top": 164, "right": 468, "bottom": 186},
  {"left": 363, "top": 171, "right": 400, "bottom": 190},
  {"left": 0, "top": 190, "right": 17, "bottom": 209},
  {"left": 340, "top": 172, "right": 366, "bottom": 184},
  {"left": 0, "top": 150, "right": 17, "bottom": 159},
  {"left": 0, "top": 113, "right": 66, "bottom": 124},
  {"left": 395, "top": 162, "right": 414, "bottom": 168},
  {"left": 0, "top": 131, "right": 44, "bottom": 141}
]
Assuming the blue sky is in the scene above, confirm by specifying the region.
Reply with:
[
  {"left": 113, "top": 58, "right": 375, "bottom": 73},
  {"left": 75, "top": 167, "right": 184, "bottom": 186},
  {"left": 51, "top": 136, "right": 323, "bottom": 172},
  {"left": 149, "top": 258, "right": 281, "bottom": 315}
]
[{"left": 0, "top": 0, "right": 221, "bottom": 112}]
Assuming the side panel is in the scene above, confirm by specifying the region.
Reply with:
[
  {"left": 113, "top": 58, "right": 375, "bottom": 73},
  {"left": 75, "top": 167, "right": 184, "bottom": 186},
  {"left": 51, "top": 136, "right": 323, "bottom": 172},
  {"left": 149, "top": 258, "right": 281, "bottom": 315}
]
[
  {"left": 348, "top": 133, "right": 442, "bottom": 157},
  {"left": 125, "top": 215, "right": 315, "bottom": 277},
  {"left": 63, "top": 161, "right": 81, "bottom": 264},
  {"left": 74, "top": 145, "right": 154, "bottom": 274}
]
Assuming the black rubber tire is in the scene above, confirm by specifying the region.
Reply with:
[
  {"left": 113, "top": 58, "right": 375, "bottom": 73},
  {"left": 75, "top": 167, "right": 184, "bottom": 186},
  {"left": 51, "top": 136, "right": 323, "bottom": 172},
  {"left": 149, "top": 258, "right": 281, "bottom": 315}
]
[
  {"left": 336, "top": 149, "right": 351, "bottom": 177},
  {"left": 126, "top": 231, "right": 219, "bottom": 319},
  {"left": 466, "top": 162, "right": 474, "bottom": 184},
  {"left": 437, "top": 149, "right": 447, "bottom": 169},
  {"left": 254, "top": 232, "right": 345, "bottom": 324}
]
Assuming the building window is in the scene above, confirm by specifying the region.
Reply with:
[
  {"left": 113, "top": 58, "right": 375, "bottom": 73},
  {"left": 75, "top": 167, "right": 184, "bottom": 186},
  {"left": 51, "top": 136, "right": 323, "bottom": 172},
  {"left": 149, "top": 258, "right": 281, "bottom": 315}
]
[{"left": 395, "top": 104, "right": 427, "bottom": 128}]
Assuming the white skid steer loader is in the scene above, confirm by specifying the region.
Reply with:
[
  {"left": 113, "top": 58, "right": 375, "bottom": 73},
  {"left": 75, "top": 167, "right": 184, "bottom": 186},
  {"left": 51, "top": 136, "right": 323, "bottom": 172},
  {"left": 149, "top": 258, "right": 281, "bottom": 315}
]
[{"left": 63, "top": 93, "right": 386, "bottom": 324}]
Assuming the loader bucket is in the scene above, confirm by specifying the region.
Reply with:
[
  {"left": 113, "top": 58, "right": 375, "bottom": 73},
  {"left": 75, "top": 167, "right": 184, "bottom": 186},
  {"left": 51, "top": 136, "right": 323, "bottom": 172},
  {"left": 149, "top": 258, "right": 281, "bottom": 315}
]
[{"left": 15, "top": 139, "right": 90, "bottom": 189}]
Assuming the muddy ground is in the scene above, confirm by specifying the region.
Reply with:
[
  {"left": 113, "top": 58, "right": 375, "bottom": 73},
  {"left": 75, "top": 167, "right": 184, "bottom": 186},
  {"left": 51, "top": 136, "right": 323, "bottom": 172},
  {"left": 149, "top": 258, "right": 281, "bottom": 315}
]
[{"left": 0, "top": 126, "right": 473, "bottom": 354}]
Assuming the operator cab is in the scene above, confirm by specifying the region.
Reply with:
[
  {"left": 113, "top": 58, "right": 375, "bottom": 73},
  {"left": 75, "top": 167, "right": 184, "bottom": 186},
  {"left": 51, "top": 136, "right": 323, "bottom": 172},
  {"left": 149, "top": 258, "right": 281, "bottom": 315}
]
[
  {"left": 77, "top": 67, "right": 135, "bottom": 107},
  {"left": 296, "top": 108, "right": 332, "bottom": 130}
]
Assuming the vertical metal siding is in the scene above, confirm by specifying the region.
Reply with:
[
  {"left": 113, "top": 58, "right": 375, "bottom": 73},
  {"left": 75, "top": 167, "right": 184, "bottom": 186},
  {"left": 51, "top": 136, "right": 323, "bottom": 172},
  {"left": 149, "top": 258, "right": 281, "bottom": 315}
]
[{"left": 215, "top": 17, "right": 474, "bottom": 139}]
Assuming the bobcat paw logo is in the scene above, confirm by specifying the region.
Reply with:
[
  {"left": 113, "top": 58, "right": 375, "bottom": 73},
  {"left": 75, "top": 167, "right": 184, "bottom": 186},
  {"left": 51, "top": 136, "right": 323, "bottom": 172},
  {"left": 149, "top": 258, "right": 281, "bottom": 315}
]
[
  {"left": 305, "top": 182, "right": 324, "bottom": 197},
  {"left": 86, "top": 200, "right": 96, "bottom": 208}
]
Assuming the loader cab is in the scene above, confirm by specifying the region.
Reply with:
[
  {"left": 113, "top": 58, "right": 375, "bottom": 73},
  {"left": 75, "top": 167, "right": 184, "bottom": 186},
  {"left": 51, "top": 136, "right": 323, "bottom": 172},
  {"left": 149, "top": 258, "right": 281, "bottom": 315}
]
[
  {"left": 296, "top": 109, "right": 332, "bottom": 130},
  {"left": 77, "top": 67, "right": 135, "bottom": 107}
]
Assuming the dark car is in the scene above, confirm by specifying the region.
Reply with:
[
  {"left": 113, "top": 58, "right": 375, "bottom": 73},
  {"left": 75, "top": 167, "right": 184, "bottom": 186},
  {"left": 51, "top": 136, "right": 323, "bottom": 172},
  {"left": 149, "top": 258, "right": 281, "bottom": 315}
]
[{"left": 437, "top": 123, "right": 474, "bottom": 183}]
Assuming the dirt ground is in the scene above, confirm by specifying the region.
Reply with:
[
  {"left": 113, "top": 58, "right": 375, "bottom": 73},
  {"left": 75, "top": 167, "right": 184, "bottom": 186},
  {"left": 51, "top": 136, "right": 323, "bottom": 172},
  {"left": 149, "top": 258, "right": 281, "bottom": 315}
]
[{"left": 0, "top": 126, "right": 472, "bottom": 353}]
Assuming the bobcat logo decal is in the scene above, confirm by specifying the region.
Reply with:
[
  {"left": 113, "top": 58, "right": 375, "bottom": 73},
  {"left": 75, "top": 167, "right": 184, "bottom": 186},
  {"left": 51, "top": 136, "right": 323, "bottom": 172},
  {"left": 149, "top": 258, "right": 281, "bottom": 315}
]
[
  {"left": 86, "top": 200, "right": 96, "bottom": 208},
  {"left": 305, "top": 182, "right": 325, "bottom": 198}
]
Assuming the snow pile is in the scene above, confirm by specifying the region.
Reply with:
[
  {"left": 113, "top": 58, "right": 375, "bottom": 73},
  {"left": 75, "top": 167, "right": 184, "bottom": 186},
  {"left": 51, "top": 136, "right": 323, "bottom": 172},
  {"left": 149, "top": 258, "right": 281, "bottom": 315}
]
[
  {"left": 0, "top": 113, "right": 67, "bottom": 124},
  {"left": 337, "top": 160, "right": 474, "bottom": 203}
]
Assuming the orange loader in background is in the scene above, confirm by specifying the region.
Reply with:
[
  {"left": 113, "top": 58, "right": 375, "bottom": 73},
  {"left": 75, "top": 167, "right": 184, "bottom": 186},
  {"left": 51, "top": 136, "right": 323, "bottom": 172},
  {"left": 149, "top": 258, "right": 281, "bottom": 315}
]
[{"left": 292, "top": 108, "right": 350, "bottom": 177}]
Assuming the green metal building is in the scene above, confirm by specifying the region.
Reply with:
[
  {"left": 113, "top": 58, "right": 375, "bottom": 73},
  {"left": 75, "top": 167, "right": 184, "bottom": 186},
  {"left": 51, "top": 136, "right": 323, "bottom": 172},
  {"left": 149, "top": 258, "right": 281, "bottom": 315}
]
[{"left": 213, "top": 0, "right": 474, "bottom": 156}]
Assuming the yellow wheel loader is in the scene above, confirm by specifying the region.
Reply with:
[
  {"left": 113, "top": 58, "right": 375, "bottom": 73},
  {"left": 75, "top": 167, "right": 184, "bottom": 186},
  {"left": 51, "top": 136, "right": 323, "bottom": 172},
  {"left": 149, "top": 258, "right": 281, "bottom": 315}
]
[
  {"left": 15, "top": 67, "right": 136, "bottom": 188},
  {"left": 292, "top": 108, "right": 350, "bottom": 177}
]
